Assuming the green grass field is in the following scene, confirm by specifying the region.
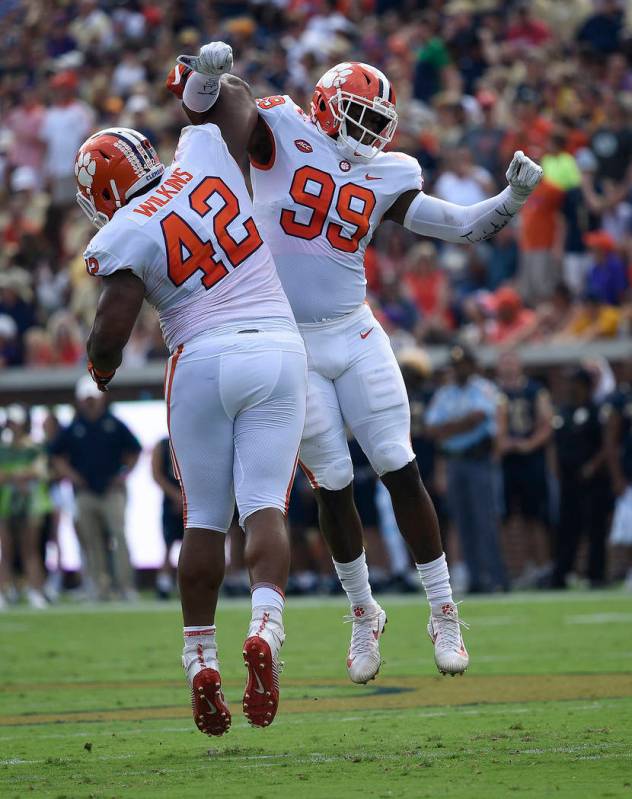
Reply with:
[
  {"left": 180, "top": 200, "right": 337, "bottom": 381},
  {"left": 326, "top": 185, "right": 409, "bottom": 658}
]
[{"left": 1, "top": 591, "right": 631, "bottom": 799}]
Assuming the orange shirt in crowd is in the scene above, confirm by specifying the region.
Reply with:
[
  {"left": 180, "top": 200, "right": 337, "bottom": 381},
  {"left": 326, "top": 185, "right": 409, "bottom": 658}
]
[
  {"left": 519, "top": 179, "right": 565, "bottom": 251},
  {"left": 404, "top": 270, "right": 453, "bottom": 327},
  {"left": 488, "top": 308, "right": 536, "bottom": 344},
  {"left": 501, "top": 117, "right": 553, "bottom": 162}
]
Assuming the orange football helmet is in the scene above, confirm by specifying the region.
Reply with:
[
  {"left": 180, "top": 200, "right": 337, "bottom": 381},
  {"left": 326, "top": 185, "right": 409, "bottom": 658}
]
[
  {"left": 310, "top": 62, "right": 398, "bottom": 161},
  {"left": 75, "top": 127, "right": 164, "bottom": 228}
]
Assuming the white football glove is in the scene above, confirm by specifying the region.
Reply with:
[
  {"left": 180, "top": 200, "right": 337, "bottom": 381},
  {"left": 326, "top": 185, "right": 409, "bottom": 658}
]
[
  {"left": 506, "top": 150, "right": 543, "bottom": 202},
  {"left": 177, "top": 41, "right": 233, "bottom": 77}
]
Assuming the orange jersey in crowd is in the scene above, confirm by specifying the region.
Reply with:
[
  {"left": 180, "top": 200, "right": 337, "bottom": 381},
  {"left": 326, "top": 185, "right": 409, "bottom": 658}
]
[{"left": 518, "top": 179, "right": 565, "bottom": 252}]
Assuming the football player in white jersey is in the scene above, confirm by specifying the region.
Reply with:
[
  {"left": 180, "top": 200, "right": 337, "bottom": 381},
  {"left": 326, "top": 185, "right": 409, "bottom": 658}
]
[
  {"left": 75, "top": 121, "right": 308, "bottom": 735},
  {"left": 167, "top": 42, "right": 542, "bottom": 683}
]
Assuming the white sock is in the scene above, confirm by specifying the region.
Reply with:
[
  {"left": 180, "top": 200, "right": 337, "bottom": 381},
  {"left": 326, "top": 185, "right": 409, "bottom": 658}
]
[
  {"left": 416, "top": 554, "right": 454, "bottom": 613},
  {"left": 183, "top": 71, "right": 221, "bottom": 113},
  {"left": 183, "top": 624, "right": 216, "bottom": 646},
  {"left": 251, "top": 584, "right": 285, "bottom": 615},
  {"left": 182, "top": 625, "right": 216, "bottom": 679},
  {"left": 333, "top": 550, "right": 375, "bottom": 610}
]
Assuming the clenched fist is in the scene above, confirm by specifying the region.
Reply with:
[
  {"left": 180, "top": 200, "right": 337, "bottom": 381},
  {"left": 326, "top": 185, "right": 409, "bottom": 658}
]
[
  {"left": 177, "top": 41, "right": 233, "bottom": 77},
  {"left": 506, "top": 150, "right": 543, "bottom": 202}
]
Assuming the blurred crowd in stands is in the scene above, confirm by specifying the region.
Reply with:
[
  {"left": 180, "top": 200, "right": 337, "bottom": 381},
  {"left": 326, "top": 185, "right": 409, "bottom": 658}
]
[
  {"left": 2, "top": 0, "right": 632, "bottom": 605},
  {"left": 2, "top": 0, "right": 632, "bottom": 366}
]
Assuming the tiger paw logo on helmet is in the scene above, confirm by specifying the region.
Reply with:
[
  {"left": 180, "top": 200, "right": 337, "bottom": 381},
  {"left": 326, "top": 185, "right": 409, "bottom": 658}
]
[
  {"left": 320, "top": 64, "right": 354, "bottom": 89},
  {"left": 75, "top": 152, "right": 96, "bottom": 189}
]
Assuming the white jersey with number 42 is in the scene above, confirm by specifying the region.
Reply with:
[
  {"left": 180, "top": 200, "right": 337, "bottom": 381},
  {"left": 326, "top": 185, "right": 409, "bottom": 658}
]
[
  {"left": 84, "top": 123, "right": 294, "bottom": 352},
  {"left": 250, "top": 95, "right": 423, "bottom": 323}
]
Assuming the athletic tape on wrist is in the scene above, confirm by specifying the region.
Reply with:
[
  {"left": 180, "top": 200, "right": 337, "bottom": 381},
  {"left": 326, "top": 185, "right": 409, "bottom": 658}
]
[{"left": 183, "top": 72, "right": 221, "bottom": 113}]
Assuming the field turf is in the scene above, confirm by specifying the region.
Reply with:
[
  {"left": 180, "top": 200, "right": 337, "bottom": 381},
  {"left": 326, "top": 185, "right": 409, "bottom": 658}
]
[{"left": 1, "top": 591, "right": 631, "bottom": 798}]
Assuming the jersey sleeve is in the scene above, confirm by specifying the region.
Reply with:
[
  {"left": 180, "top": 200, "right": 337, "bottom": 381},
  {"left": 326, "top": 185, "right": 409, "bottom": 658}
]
[
  {"left": 174, "top": 122, "right": 227, "bottom": 163},
  {"left": 386, "top": 152, "right": 424, "bottom": 194},
  {"left": 255, "top": 95, "right": 300, "bottom": 132},
  {"left": 83, "top": 223, "right": 152, "bottom": 283}
]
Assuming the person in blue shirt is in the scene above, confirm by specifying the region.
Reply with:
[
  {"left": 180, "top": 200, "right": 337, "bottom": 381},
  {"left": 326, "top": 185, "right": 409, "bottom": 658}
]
[
  {"left": 426, "top": 346, "right": 508, "bottom": 593},
  {"left": 49, "top": 376, "right": 141, "bottom": 600}
]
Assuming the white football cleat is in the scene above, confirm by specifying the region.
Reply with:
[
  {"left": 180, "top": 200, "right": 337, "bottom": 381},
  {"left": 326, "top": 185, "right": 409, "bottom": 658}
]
[
  {"left": 345, "top": 603, "right": 387, "bottom": 684},
  {"left": 427, "top": 602, "right": 469, "bottom": 676}
]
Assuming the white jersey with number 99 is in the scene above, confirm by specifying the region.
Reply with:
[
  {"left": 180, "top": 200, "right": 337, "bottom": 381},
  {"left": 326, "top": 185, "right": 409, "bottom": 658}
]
[{"left": 250, "top": 95, "right": 423, "bottom": 323}]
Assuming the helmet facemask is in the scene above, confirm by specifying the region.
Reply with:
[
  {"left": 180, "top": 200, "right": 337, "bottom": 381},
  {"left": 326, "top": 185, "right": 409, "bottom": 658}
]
[
  {"left": 76, "top": 190, "right": 110, "bottom": 229},
  {"left": 331, "top": 90, "right": 398, "bottom": 161}
]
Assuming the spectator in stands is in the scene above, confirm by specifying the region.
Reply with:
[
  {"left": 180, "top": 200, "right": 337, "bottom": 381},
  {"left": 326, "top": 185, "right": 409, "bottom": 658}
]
[
  {"left": 552, "top": 368, "right": 611, "bottom": 588},
  {"left": 497, "top": 352, "right": 553, "bottom": 588},
  {"left": 487, "top": 286, "right": 537, "bottom": 346},
  {"left": 516, "top": 166, "right": 565, "bottom": 306},
  {"left": 533, "top": 283, "right": 576, "bottom": 340},
  {"left": 40, "top": 71, "right": 94, "bottom": 259},
  {"left": 577, "top": 0, "right": 624, "bottom": 57},
  {"left": 47, "top": 311, "right": 83, "bottom": 366},
  {"left": 69, "top": 0, "right": 114, "bottom": 52},
  {"left": 151, "top": 437, "right": 183, "bottom": 600},
  {"left": 23, "top": 328, "right": 55, "bottom": 367},
  {"left": 0, "top": 269, "right": 36, "bottom": 362},
  {"left": 500, "top": 85, "right": 552, "bottom": 164},
  {"left": 49, "top": 377, "right": 141, "bottom": 601},
  {"left": 404, "top": 241, "right": 452, "bottom": 342},
  {"left": 425, "top": 346, "right": 508, "bottom": 593},
  {"left": 559, "top": 291, "right": 621, "bottom": 340},
  {"left": 4, "top": 88, "right": 46, "bottom": 182},
  {"left": 590, "top": 93, "right": 632, "bottom": 185},
  {"left": 412, "top": 14, "right": 450, "bottom": 104},
  {"left": 434, "top": 146, "right": 494, "bottom": 207},
  {"left": 561, "top": 147, "right": 601, "bottom": 296},
  {"left": 461, "top": 90, "right": 506, "bottom": 184},
  {"left": 506, "top": 2, "right": 551, "bottom": 49},
  {"left": 584, "top": 230, "right": 628, "bottom": 306}
]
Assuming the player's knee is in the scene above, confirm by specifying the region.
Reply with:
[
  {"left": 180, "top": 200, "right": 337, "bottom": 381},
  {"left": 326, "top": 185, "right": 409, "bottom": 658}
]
[
  {"left": 370, "top": 441, "right": 414, "bottom": 477},
  {"left": 315, "top": 456, "right": 353, "bottom": 492}
]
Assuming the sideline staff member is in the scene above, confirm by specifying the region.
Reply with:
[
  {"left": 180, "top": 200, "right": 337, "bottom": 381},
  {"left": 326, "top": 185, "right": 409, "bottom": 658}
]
[
  {"left": 426, "top": 346, "right": 508, "bottom": 593},
  {"left": 49, "top": 376, "right": 141, "bottom": 599}
]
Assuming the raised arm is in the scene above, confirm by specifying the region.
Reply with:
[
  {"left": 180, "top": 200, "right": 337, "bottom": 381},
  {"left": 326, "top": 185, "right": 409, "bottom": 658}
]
[
  {"left": 385, "top": 151, "right": 543, "bottom": 244},
  {"left": 167, "top": 42, "right": 271, "bottom": 166}
]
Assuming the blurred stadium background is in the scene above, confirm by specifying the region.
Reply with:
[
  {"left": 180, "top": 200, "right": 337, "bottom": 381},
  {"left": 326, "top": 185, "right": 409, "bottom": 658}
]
[{"left": 1, "top": 0, "right": 632, "bottom": 608}]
